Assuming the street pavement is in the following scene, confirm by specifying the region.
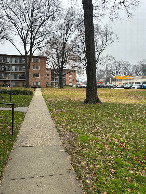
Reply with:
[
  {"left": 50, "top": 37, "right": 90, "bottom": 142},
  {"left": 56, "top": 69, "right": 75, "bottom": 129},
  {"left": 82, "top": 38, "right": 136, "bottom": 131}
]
[{"left": 0, "top": 88, "right": 83, "bottom": 194}]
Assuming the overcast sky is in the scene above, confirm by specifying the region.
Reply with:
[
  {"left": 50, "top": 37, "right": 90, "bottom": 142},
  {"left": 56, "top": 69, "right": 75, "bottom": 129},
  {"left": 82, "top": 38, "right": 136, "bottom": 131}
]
[
  {"left": 0, "top": 0, "right": 145, "bottom": 65},
  {"left": 105, "top": 0, "right": 146, "bottom": 64}
]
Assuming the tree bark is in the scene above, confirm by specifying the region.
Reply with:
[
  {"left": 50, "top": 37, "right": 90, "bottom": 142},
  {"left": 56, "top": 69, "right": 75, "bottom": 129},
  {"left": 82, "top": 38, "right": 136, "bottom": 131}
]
[
  {"left": 82, "top": 0, "right": 101, "bottom": 104},
  {"left": 25, "top": 64, "right": 30, "bottom": 88},
  {"left": 59, "top": 70, "right": 64, "bottom": 88},
  {"left": 58, "top": 62, "right": 64, "bottom": 88},
  {"left": 24, "top": 53, "right": 30, "bottom": 88}
]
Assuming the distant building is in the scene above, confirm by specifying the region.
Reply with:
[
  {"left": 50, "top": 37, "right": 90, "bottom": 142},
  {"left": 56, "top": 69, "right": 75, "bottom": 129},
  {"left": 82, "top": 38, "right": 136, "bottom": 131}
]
[
  {"left": 112, "top": 76, "right": 146, "bottom": 86},
  {"left": 0, "top": 54, "right": 76, "bottom": 87},
  {"left": 46, "top": 68, "right": 76, "bottom": 87}
]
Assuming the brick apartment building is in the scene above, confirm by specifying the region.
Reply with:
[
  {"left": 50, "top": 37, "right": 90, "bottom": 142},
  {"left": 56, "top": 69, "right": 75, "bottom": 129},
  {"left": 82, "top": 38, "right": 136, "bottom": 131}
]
[
  {"left": 0, "top": 54, "right": 47, "bottom": 87},
  {"left": 0, "top": 54, "right": 76, "bottom": 87},
  {"left": 46, "top": 68, "right": 76, "bottom": 87}
]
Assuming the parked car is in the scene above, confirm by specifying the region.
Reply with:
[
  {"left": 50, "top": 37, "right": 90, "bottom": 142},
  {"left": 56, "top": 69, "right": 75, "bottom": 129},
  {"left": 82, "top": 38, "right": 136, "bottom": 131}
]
[
  {"left": 76, "top": 84, "right": 86, "bottom": 88},
  {"left": 115, "top": 85, "right": 124, "bottom": 89},
  {"left": 104, "top": 84, "right": 115, "bottom": 89},
  {"left": 131, "top": 84, "right": 141, "bottom": 89},
  {"left": 141, "top": 82, "right": 146, "bottom": 89},
  {"left": 76, "top": 84, "right": 80, "bottom": 88},
  {"left": 124, "top": 84, "right": 132, "bottom": 89},
  {"left": 80, "top": 84, "right": 87, "bottom": 88},
  {"left": 97, "top": 84, "right": 104, "bottom": 88}
]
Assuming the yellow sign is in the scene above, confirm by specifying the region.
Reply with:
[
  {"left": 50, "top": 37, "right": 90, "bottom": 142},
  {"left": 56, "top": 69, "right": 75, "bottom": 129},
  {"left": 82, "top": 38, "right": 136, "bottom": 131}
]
[{"left": 114, "top": 75, "right": 133, "bottom": 80}]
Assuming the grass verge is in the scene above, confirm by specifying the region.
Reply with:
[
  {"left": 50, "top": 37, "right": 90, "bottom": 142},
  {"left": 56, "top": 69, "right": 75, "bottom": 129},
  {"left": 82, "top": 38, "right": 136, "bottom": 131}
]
[
  {"left": 42, "top": 88, "right": 146, "bottom": 193},
  {"left": 0, "top": 111, "right": 25, "bottom": 180},
  {"left": 0, "top": 87, "right": 33, "bottom": 107}
]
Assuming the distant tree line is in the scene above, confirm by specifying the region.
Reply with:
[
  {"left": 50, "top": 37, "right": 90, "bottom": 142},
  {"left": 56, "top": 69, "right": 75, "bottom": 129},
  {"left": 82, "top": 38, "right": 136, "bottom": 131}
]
[{"left": 97, "top": 56, "right": 146, "bottom": 82}]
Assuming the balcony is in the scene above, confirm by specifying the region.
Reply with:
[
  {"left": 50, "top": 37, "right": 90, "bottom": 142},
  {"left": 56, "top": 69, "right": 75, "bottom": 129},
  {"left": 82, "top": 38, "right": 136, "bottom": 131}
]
[
  {"left": 0, "top": 66, "right": 11, "bottom": 72},
  {"left": 0, "top": 57, "right": 25, "bottom": 64},
  {"left": 0, "top": 75, "right": 26, "bottom": 80},
  {"left": 0, "top": 66, "right": 26, "bottom": 72}
]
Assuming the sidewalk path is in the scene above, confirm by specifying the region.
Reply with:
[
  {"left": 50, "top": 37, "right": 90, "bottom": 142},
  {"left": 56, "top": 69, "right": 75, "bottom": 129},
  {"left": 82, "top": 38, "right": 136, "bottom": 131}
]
[{"left": 0, "top": 89, "right": 83, "bottom": 194}]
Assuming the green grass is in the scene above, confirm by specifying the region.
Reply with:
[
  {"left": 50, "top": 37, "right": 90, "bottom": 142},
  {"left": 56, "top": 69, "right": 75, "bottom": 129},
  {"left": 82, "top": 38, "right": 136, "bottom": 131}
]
[
  {"left": 0, "top": 87, "right": 33, "bottom": 107},
  {"left": 42, "top": 88, "right": 146, "bottom": 193},
  {"left": 0, "top": 88, "right": 33, "bottom": 180},
  {"left": 0, "top": 94, "right": 33, "bottom": 107},
  {"left": 0, "top": 111, "right": 25, "bottom": 179}
]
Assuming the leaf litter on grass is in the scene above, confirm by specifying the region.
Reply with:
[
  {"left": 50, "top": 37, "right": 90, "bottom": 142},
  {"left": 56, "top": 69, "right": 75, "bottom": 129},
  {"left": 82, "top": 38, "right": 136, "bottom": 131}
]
[{"left": 42, "top": 88, "right": 146, "bottom": 193}]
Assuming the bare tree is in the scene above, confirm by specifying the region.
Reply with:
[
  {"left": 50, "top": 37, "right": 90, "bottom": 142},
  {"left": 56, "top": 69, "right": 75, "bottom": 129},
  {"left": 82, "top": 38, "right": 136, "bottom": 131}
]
[
  {"left": 132, "top": 60, "right": 146, "bottom": 76},
  {"left": 1, "top": 0, "right": 60, "bottom": 87},
  {"left": 97, "top": 55, "right": 134, "bottom": 83},
  {"left": 95, "top": 25, "right": 118, "bottom": 64},
  {"left": 82, "top": 0, "right": 139, "bottom": 104},
  {"left": 44, "top": 8, "right": 82, "bottom": 88},
  {"left": 0, "top": 13, "right": 10, "bottom": 42}
]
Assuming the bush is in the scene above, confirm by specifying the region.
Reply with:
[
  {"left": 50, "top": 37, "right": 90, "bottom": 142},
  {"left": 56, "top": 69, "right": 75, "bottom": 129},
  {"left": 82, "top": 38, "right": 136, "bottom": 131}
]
[{"left": 11, "top": 89, "right": 33, "bottom": 95}]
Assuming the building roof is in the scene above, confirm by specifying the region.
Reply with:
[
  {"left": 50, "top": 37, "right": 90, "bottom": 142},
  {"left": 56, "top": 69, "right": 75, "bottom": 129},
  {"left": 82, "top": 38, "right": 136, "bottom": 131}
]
[{"left": 0, "top": 54, "right": 47, "bottom": 59}]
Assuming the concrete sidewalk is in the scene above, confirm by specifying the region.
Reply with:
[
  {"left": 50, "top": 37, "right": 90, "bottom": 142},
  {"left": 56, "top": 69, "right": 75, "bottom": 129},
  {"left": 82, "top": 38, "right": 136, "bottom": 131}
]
[{"left": 0, "top": 89, "right": 83, "bottom": 194}]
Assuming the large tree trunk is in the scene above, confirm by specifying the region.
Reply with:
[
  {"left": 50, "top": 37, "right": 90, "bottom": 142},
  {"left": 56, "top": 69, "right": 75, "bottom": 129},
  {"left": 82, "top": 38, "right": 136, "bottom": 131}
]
[
  {"left": 25, "top": 53, "right": 33, "bottom": 88},
  {"left": 82, "top": 0, "right": 101, "bottom": 104},
  {"left": 25, "top": 65, "right": 29, "bottom": 88},
  {"left": 58, "top": 65, "right": 64, "bottom": 88},
  {"left": 59, "top": 69, "right": 64, "bottom": 88},
  {"left": 25, "top": 54, "right": 30, "bottom": 88}
]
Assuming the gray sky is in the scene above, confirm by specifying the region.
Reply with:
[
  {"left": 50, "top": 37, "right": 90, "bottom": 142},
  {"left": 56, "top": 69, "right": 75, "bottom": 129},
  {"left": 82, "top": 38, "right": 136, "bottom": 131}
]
[
  {"left": 0, "top": 0, "right": 145, "bottom": 65},
  {"left": 105, "top": 0, "right": 146, "bottom": 64}
]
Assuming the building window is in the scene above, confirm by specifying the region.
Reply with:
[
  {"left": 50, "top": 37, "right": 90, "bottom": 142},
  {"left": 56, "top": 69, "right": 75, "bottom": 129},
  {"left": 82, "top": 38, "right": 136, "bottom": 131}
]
[
  {"left": 12, "top": 66, "right": 19, "bottom": 71},
  {"left": 33, "top": 65, "right": 40, "bottom": 70},
  {"left": 32, "top": 58, "right": 40, "bottom": 63},
  {"left": 47, "top": 74, "right": 49, "bottom": 76},
  {"left": 19, "top": 66, "right": 22, "bottom": 71},
  {"left": 19, "top": 57, "right": 25, "bottom": 64},
  {"left": 3, "top": 57, "right": 7, "bottom": 63},
  {"left": 69, "top": 74, "right": 72, "bottom": 77},
  {"left": 33, "top": 81, "right": 40, "bottom": 86},
  {"left": 14, "top": 74, "right": 18, "bottom": 79},
  {"left": 69, "top": 78, "right": 72, "bottom": 81},
  {"left": 12, "top": 57, "right": 19, "bottom": 64},
  {"left": 19, "top": 74, "right": 25, "bottom": 79},
  {"left": 33, "top": 73, "right": 40, "bottom": 78}
]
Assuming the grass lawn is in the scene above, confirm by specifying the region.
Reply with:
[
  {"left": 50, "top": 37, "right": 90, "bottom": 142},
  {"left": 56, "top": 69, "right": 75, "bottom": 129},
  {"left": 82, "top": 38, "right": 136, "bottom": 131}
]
[
  {"left": 0, "top": 88, "right": 33, "bottom": 180},
  {"left": 42, "top": 88, "right": 146, "bottom": 193},
  {"left": 0, "top": 87, "right": 33, "bottom": 107}
]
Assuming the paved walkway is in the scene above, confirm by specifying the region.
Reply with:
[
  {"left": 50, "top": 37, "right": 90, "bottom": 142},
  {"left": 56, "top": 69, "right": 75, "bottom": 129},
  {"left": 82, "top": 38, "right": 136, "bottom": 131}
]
[{"left": 0, "top": 89, "right": 83, "bottom": 194}]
